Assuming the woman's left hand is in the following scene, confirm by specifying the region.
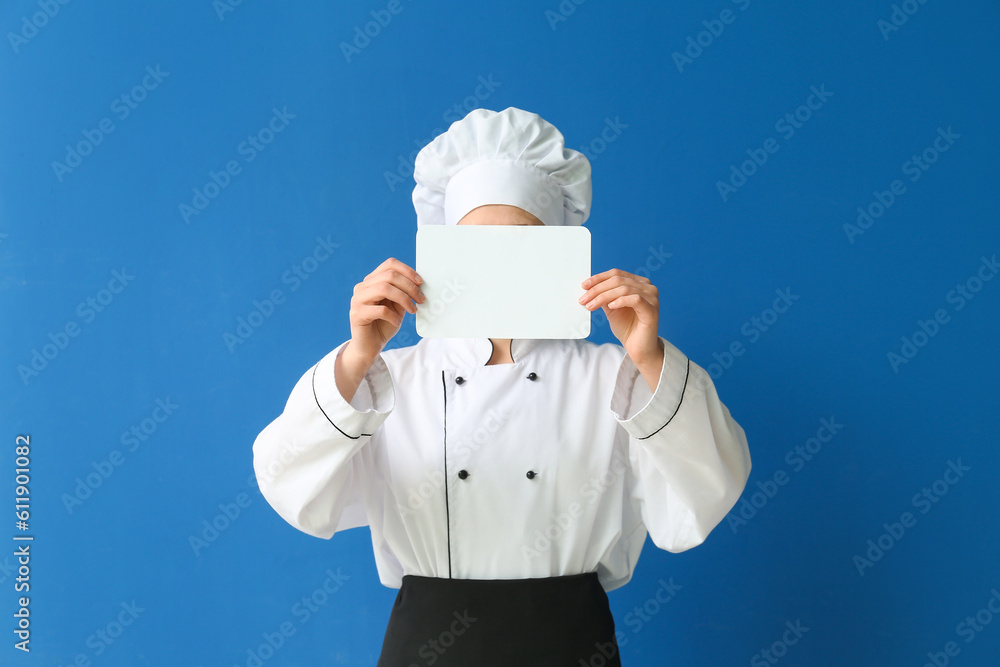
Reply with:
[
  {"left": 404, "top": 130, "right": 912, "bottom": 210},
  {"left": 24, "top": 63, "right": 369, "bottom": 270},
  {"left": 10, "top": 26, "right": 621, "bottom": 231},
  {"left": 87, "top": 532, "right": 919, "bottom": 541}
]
[{"left": 580, "top": 269, "right": 665, "bottom": 376}]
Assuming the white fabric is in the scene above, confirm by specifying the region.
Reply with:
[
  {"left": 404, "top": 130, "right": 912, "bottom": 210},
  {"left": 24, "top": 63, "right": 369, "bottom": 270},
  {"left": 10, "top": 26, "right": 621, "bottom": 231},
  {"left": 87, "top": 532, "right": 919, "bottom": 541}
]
[
  {"left": 444, "top": 159, "right": 564, "bottom": 227},
  {"left": 252, "top": 336, "right": 752, "bottom": 592},
  {"left": 412, "top": 107, "right": 592, "bottom": 227}
]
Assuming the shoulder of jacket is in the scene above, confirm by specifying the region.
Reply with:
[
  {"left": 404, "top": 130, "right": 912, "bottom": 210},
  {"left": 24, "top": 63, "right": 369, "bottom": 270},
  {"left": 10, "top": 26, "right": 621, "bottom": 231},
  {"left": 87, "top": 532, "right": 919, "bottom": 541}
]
[
  {"left": 378, "top": 337, "right": 442, "bottom": 368},
  {"left": 534, "top": 337, "right": 626, "bottom": 364}
]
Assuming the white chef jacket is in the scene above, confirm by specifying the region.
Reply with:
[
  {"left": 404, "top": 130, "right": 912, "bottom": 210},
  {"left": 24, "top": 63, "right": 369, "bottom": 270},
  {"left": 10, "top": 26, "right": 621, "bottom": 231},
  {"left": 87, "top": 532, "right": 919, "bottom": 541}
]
[{"left": 252, "top": 335, "right": 751, "bottom": 592}]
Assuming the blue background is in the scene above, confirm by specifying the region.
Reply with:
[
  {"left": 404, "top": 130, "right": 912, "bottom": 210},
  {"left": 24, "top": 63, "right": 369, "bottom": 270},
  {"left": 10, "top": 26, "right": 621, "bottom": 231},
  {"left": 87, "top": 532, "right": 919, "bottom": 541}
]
[{"left": 2, "top": 0, "right": 998, "bottom": 665}]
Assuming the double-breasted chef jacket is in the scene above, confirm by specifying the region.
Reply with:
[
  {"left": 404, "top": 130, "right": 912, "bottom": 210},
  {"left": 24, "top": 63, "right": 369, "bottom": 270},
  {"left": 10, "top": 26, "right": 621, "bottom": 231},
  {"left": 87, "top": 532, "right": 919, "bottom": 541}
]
[{"left": 253, "top": 334, "right": 751, "bottom": 592}]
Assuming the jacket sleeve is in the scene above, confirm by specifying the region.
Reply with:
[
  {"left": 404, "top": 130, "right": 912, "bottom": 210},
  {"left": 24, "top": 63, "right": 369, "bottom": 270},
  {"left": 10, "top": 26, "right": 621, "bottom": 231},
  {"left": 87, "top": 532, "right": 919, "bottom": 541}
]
[
  {"left": 610, "top": 336, "right": 751, "bottom": 552},
  {"left": 252, "top": 340, "right": 394, "bottom": 539}
]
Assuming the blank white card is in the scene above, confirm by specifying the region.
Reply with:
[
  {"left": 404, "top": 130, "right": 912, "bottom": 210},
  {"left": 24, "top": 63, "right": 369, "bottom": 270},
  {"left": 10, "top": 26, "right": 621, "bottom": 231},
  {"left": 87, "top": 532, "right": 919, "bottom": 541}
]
[{"left": 415, "top": 225, "right": 591, "bottom": 339}]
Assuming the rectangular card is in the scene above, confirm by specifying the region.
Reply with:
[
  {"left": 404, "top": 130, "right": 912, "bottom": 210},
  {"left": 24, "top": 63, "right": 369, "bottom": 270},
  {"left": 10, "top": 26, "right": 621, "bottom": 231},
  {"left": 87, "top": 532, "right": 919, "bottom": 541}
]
[{"left": 415, "top": 225, "right": 592, "bottom": 339}]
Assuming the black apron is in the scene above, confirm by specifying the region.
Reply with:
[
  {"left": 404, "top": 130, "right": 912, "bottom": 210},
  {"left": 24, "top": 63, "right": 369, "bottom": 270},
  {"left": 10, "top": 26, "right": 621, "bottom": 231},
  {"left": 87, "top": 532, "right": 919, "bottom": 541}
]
[{"left": 377, "top": 572, "right": 621, "bottom": 667}]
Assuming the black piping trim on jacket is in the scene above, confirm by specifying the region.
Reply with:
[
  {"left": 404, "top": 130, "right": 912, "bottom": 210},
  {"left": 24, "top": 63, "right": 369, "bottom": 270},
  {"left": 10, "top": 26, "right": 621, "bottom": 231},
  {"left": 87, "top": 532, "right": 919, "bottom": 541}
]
[
  {"left": 311, "top": 362, "right": 372, "bottom": 440},
  {"left": 441, "top": 371, "right": 453, "bottom": 578},
  {"left": 636, "top": 357, "right": 690, "bottom": 441}
]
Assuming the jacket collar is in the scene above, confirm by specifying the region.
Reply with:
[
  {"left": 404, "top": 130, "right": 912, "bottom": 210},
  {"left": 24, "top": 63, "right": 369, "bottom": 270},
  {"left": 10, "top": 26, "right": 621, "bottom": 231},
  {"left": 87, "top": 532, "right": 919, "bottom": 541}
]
[{"left": 437, "top": 337, "right": 540, "bottom": 366}]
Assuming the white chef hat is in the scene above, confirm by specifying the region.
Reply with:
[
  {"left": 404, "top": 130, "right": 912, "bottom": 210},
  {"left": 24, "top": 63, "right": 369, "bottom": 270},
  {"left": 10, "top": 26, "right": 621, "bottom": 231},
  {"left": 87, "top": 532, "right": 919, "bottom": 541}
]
[{"left": 412, "top": 107, "right": 592, "bottom": 227}]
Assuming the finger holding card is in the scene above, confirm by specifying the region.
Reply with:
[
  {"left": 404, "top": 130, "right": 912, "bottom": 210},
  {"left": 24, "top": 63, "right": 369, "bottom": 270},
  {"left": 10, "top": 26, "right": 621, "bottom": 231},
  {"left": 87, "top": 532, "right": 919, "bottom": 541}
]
[{"left": 580, "top": 269, "right": 663, "bottom": 367}]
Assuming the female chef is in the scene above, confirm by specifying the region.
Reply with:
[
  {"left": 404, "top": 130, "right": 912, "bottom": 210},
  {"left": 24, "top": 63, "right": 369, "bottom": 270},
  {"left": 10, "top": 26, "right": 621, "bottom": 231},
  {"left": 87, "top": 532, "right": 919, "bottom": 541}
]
[{"left": 252, "top": 107, "right": 752, "bottom": 666}]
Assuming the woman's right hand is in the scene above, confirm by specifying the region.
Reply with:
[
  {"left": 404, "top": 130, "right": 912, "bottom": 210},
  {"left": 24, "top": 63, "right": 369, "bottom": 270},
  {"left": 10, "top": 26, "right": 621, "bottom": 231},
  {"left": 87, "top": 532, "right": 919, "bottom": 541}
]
[{"left": 347, "top": 257, "right": 425, "bottom": 362}]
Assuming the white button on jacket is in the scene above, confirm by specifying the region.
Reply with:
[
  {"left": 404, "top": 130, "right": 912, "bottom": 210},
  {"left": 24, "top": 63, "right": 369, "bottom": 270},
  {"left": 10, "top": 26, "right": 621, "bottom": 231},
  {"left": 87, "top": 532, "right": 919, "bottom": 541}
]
[{"left": 252, "top": 335, "right": 751, "bottom": 591}]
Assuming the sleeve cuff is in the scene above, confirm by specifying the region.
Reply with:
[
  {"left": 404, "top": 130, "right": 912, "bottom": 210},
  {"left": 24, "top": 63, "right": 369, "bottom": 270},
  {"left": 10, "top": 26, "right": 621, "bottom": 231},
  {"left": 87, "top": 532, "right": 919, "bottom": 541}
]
[
  {"left": 610, "top": 336, "right": 690, "bottom": 440},
  {"left": 311, "top": 341, "right": 394, "bottom": 439}
]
